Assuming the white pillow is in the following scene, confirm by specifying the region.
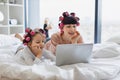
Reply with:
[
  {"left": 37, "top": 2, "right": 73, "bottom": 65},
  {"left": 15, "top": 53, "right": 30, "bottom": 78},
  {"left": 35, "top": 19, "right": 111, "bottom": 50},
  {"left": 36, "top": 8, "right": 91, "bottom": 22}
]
[
  {"left": 92, "top": 43, "right": 120, "bottom": 58},
  {"left": 0, "top": 53, "right": 14, "bottom": 62},
  {"left": 0, "top": 34, "right": 22, "bottom": 47},
  {"left": 106, "top": 33, "right": 120, "bottom": 44},
  {"left": 0, "top": 49, "right": 14, "bottom": 55}
]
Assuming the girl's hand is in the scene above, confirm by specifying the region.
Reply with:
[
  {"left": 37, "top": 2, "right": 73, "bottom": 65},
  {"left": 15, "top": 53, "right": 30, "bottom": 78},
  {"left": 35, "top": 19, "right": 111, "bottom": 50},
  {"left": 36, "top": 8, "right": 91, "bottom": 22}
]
[
  {"left": 71, "top": 31, "right": 80, "bottom": 43},
  {"left": 31, "top": 46, "right": 43, "bottom": 58},
  {"left": 36, "top": 46, "right": 42, "bottom": 58}
]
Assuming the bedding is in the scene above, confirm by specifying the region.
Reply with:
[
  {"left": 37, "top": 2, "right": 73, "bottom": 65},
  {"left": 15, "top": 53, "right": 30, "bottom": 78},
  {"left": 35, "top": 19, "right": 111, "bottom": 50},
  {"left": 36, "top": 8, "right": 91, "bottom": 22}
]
[
  {"left": 105, "top": 33, "right": 120, "bottom": 44},
  {"left": 1, "top": 54, "right": 120, "bottom": 80},
  {"left": 0, "top": 34, "right": 21, "bottom": 47},
  {"left": 92, "top": 42, "right": 120, "bottom": 58},
  {"left": 1, "top": 35, "right": 120, "bottom": 80}
]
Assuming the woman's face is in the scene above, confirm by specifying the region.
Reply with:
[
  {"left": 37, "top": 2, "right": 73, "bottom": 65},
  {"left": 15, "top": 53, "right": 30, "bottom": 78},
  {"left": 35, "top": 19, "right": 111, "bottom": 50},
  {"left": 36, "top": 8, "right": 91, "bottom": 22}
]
[
  {"left": 62, "top": 24, "right": 77, "bottom": 38},
  {"left": 28, "top": 34, "right": 45, "bottom": 55}
]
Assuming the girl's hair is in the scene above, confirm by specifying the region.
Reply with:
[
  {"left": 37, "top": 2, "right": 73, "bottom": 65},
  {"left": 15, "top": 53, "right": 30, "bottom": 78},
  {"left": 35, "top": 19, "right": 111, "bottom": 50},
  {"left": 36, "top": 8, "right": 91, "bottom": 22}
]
[
  {"left": 58, "top": 11, "right": 80, "bottom": 30},
  {"left": 23, "top": 28, "right": 45, "bottom": 45}
]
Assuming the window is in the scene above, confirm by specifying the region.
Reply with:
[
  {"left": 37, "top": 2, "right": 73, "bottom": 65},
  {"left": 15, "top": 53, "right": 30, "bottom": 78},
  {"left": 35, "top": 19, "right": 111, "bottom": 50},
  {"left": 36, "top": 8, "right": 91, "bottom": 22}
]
[
  {"left": 101, "top": 0, "right": 120, "bottom": 42},
  {"left": 40, "top": 0, "right": 95, "bottom": 43}
]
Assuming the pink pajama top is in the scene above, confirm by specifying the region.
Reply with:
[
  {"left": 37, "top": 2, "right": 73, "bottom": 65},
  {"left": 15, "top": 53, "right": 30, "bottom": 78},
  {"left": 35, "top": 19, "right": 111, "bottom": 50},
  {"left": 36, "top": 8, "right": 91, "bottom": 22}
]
[{"left": 44, "top": 32, "right": 83, "bottom": 55}]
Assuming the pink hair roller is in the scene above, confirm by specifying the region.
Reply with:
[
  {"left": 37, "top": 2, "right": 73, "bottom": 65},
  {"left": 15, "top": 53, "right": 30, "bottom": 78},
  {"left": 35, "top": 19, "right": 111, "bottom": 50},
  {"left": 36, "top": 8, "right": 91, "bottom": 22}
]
[{"left": 26, "top": 37, "right": 30, "bottom": 41}]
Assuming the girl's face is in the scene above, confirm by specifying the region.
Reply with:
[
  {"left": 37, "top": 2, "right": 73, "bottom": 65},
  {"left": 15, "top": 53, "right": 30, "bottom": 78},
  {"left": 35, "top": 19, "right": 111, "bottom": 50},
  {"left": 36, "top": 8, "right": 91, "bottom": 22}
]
[
  {"left": 62, "top": 24, "right": 77, "bottom": 38},
  {"left": 28, "top": 34, "right": 44, "bottom": 55}
]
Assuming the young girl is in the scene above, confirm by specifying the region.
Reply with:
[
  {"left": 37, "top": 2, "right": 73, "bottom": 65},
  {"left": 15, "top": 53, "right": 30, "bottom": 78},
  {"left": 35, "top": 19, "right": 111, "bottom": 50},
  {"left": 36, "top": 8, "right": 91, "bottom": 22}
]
[
  {"left": 45, "top": 11, "right": 83, "bottom": 55},
  {"left": 15, "top": 28, "right": 55, "bottom": 65}
]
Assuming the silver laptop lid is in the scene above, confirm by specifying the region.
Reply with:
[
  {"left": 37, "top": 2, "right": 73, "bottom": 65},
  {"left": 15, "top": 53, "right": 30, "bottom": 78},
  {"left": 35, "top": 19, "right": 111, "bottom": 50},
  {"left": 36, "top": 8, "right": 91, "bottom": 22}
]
[{"left": 56, "top": 43, "right": 93, "bottom": 66}]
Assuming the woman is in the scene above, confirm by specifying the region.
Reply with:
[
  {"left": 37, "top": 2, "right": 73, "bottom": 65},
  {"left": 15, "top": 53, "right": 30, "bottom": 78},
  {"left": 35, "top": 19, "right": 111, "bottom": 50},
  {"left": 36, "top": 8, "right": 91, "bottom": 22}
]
[{"left": 44, "top": 11, "right": 83, "bottom": 55}]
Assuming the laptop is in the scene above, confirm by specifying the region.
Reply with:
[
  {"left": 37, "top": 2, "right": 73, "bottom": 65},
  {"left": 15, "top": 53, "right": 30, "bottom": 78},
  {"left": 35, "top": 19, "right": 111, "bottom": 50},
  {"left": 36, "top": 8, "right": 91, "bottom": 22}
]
[{"left": 56, "top": 43, "right": 93, "bottom": 66}]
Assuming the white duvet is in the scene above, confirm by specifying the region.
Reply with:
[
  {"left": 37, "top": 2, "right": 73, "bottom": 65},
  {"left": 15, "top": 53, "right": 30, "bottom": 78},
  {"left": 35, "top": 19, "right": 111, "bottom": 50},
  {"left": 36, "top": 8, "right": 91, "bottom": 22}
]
[{"left": 0, "top": 43, "right": 120, "bottom": 80}]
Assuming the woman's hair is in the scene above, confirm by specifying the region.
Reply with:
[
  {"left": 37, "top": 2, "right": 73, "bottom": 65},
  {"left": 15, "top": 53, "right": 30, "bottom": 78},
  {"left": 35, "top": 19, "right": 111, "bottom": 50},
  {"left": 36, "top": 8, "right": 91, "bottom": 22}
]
[
  {"left": 58, "top": 11, "right": 80, "bottom": 30},
  {"left": 23, "top": 28, "right": 45, "bottom": 45}
]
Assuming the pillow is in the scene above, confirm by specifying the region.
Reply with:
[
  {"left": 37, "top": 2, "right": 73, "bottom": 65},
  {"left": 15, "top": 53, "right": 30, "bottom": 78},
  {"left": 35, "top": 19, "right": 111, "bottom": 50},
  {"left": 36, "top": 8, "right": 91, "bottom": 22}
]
[
  {"left": 0, "top": 34, "right": 22, "bottom": 47},
  {"left": 92, "top": 43, "right": 120, "bottom": 58},
  {"left": 0, "top": 53, "right": 14, "bottom": 62},
  {"left": 105, "top": 33, "right": 120, "bottom": 44},
  {"left": 0, "top": 48, "right": 15, "bottom": 55},
  {"left": 0, "top": 44, "right": 20, "bottom": 55}
]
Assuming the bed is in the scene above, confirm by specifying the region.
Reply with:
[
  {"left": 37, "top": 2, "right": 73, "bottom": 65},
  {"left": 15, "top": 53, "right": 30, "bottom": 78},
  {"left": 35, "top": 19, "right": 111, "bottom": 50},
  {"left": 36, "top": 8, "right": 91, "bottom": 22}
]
[{"left": 0, "top": 34, "right": 120, "bottom": 80}]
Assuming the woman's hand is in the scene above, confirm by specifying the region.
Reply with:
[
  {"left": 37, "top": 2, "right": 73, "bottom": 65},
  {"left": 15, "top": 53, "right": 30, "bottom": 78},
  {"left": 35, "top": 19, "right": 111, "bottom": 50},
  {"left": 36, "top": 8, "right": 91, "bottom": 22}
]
[{"left": 71, "top": 31, "right": 80, "bottom": 43}]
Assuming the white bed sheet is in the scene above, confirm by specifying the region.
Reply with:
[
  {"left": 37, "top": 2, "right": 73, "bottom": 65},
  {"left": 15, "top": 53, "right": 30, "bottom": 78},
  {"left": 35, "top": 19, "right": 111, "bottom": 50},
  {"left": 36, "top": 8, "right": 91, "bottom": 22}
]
[{"left": 0, "top": 43, "right": 120, "bottom": 80}]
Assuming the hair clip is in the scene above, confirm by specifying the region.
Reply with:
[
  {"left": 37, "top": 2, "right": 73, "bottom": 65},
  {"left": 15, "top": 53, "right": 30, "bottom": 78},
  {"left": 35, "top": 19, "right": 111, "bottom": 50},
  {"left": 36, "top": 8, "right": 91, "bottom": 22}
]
[
  {"left": 59, "top": 16, "right": 64, "bottom": 21},
  {"left": 70, "top": 13, "right": 75, "bottom": 17},
  {"left": 25, "top": 37, "right": 30, "bottom": 41},
  {"left": 76, "top": 22, "right": 80, "bottom": 26},
  {"left": 23, "top": 42, "right": 27, "bottom": 45},
  {"left": 25, "top": 28, "right": 30, "bottom": 33},
  {"left": 30, "top": 31, "right": 35, "bottom": 36},
  {"left": 62, "top": 12, "right": 69, "bottom": 17},
  {"left": 39, "top": 29, "right": 45, "bottom": 34},
  {"left": 59, "top": 23, "right": 64, "bottom": 29}
]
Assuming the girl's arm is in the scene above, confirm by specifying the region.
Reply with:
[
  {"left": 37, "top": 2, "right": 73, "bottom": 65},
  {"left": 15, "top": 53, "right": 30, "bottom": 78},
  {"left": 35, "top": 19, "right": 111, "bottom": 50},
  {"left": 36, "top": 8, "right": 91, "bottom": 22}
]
[{"left": 42, "top": 48, "right": 56, "bottom": 61}]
